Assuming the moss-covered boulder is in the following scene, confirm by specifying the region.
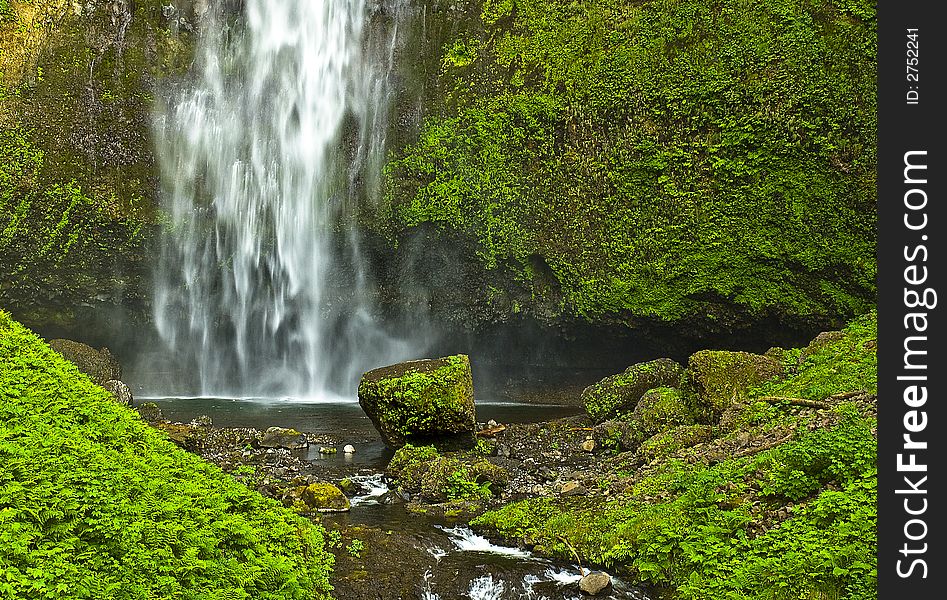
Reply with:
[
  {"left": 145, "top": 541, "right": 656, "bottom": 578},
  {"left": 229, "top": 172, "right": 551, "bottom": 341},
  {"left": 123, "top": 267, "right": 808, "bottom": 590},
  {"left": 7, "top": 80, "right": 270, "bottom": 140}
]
[
  {"left": 386, "top": 444, "right": 441, "bottom": 490},
  {"left": 582, "top": 358, "right": 683, "bottom": 423},
  {"left": 682, "top": 350, "right": 783, "bottom": 422},
  {"left": 630, "top": 387, "right": 698, "bottom": 438},
  {"left": 259, "top": 426, "right": 308, "bottom": 449},
  {"left": 47, "top": 338, "right": 121, "bottom": 385},
  {"left": 386, "top": 444, "right": 508, "bottom": 503},
  {"left": 637, "top": 424, "right": 716, "bottom": 463},
  {"left": 591, "top": 387, "right": 697, "bottom": 452},
  {"left": 299, "top": 483, "right": 350, "bottom": 513},
  {"left": 358, "top": 355, "right": 476, "bottom": 447}
]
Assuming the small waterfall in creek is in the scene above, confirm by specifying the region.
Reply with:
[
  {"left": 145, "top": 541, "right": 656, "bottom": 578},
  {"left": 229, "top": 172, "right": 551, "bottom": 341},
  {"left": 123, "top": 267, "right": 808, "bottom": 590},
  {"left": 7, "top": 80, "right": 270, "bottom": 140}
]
[{"left": 153, "top": 1, "right": 414, "bottom": 399}]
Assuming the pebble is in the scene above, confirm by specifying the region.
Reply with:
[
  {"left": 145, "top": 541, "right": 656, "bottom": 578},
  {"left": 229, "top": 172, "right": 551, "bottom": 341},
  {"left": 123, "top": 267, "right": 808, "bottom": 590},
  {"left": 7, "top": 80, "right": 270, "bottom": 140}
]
[
  {"left": 342, "top": 444, "right": 356, "bottom": 453},
  {"left": 560, "top": 481, "right": 588, "bottom": 497}
]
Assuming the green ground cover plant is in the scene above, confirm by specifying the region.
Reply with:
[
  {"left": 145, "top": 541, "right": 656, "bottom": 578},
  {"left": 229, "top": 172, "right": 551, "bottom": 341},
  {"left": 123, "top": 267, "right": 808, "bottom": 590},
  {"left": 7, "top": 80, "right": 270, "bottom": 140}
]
[
  {"left": 474, "top": 313, "right": 877, "bottom": 599},
  {"left": 0, "top": 311, "right": 333, "bottom": 599}
]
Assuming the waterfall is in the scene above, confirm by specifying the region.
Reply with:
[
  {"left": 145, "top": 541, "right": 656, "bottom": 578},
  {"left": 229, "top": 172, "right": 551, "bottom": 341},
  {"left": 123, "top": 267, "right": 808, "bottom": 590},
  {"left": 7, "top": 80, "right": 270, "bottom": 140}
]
[{"left": 152, "top": 0, "right": 413, "bottom": 400}]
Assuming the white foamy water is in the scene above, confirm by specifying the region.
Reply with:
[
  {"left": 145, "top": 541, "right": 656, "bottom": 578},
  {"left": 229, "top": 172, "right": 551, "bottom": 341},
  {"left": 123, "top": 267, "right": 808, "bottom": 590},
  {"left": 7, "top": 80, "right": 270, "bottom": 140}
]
[
  {"left": 437, "top": 525, "right": 535, "bottom": 559},
  {"left": 348, "top": 473, "right": 390, "bottom": 507},
  {"left": 467, "top": 575, "right": 505, "bottom": 600},
  {"left": 153, "top": 0, "right": 414, "bottom": 399}
]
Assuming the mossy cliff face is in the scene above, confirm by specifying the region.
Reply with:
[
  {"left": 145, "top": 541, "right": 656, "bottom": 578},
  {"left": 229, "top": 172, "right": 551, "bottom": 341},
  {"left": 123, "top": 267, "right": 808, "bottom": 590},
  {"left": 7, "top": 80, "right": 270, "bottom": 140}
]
[
  {"left": 378, "top": 0, "right": 877, "bottom": 337},
  {"left": 0, "top": 1, "right": 196, "bottom": 333},
  {"left": 2, "top": 0, "right": 876, "bottom": 359}
]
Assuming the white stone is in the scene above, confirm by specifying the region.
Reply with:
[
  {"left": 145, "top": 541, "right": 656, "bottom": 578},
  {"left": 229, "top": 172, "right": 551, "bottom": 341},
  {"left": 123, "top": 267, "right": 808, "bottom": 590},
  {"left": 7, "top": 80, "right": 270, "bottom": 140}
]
[{"left": 343, "top": 444, "right": 356, "bottom": 453}]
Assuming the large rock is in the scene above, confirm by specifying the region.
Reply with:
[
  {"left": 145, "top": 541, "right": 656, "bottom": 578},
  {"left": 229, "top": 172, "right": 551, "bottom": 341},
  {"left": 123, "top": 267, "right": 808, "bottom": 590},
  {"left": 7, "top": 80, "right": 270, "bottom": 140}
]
[
  {"left": 630, "top": 387, "right": 697, "bottom": 439},
  {"left": 48, "top": 339, "right": 121, "bottom": 385},
  {"left": 102, "top": 380, "right": 133, "bottom": 406},
  {"left": 579, "top": 571, "right": 612, "bottom": 595},
  {"left": 259, "top": 427, "right": 308, "bottom": 449},
  {"left": 581, "top": 358, "right": 683, "bottom": 423},
  {"left": 358, "top": 355, "right": 476, "bottom": 447},
  {"left": 298, "top": 483, "right": 350, "bottom": 513},
  {"left": 682, "top": 350, "right": 783, "bottom": 422},
  {"left": 592, "top": 387, "right": 697, "bottom": 452}
]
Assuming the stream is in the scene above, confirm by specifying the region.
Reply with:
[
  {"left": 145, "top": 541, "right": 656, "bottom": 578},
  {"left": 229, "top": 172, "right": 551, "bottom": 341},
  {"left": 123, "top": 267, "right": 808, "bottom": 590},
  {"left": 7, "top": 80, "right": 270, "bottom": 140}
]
[{"left": 149, "top": 398, "right": 652, "bottom": 599}]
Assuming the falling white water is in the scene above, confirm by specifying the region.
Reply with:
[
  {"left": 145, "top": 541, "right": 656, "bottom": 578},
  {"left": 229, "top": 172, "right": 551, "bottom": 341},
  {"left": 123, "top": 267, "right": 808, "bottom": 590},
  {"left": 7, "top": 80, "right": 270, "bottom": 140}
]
[{"left": 153, "top": 1, "right": 413, "bottom": 399}]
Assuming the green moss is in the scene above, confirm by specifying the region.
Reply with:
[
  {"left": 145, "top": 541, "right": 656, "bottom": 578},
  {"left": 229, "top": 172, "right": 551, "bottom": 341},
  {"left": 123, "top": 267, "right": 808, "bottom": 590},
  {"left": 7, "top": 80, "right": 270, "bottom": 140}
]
[
  {"left": 383, "top": 0, "right": 877, "bottom": 327},
  {"left": 682, "top": 350, "right": 784, "bottom": 421},
  {"left": 0, "top": 311, "right": 333, "bottom": 599},
  {"left": 752, "top": 312, "right": 877, "bottom": 401},
  {"left": 638, "top": 424, "right": 715, "bottom": 463},
  {"left": 628, "top": 387, "right": 698, "bottom": 441},
  {"left": 582, "top": 358, "right": 683, "bottom": 423},
  {"left": 386, "top": 444, "right": 507, "bottom": 502},
  {"left": 298, "top": 483, "right": 350, "bottom": 513},
  {"left": 358, "top": 355, "right": 476, "bottom": 446}
]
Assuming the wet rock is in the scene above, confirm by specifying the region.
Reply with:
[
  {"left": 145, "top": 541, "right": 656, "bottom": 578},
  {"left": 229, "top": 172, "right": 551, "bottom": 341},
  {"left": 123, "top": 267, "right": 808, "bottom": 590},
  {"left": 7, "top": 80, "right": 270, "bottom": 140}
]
[
  {"left": 259, "top": 427, "right": 308, "bottom": 449},
  {"left": 560, "top": 481, "right": 587, "bottom": 497},
  {"left": 299, "top": 483, "right": 350, "bottom": 512},
  {"left": 102, "top": 379, "right": 133, "bottom": 406},
  {"left": 319, "top": 446, "right": 337, "bottom": 454},
  {"left": 337, "top": 478, "right": 358, "bottom": 495},
  {"left": 682, "top": 350, "right": 783, "bottom": 422},
  {"left": 343, "top": 444, "right": 356, "bottom": 453},
  {"left": 579, "top": 571, "right": 612, "bottom": 595},
  {"left": 379, "top": 490, "right": 403, "bottom": 504},
  {"left": 189, "top": 415, "right": 213, "bottom": 428},
  {"left": 136, "top": 402, "right": 163, "bottom": 423},
  {"left": 582, "top": 358, "right": 683, "bottom": 423},
  {"left": 48, "top": 339, "right": 121, "bottom": 385},
  {"left": 358, "top": 355, "right": 476, "bottom": 447}
]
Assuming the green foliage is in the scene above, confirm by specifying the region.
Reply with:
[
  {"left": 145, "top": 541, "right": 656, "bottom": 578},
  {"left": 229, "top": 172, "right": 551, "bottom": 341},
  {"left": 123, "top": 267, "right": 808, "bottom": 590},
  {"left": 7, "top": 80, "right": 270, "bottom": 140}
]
[
  {"left": 474, "top": 314, "right": 877, "bottom": 598},
  {"left": 0, "top": 312, "right": 333, "bottom": 599},
  {"left": 387, "top": 444, "right": 505, "bottom": 502},
  {"left": 754, "top": 311, "right": 877, "bottom": 401},
  {"left": 345, "top": 539, "right": 364, "bottom": 559},
  {"left": 385, "top": 0, "right": 877, "bottom": 325}
]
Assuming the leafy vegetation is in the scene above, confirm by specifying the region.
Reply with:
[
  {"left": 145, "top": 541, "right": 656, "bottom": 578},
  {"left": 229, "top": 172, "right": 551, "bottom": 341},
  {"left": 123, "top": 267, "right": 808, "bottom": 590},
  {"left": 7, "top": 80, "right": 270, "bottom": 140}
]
[
  {"left": 0, "top": 312, "right": 334, "bottom": 599},
  {"left": 473, "top": 313, "right": 877, "bottom": 598},
  {"left": 387, "top": 443, "right": 507, "bottom": 502},
  {"left": 384, "top": 0, "right": 877, "bottom": 327}
]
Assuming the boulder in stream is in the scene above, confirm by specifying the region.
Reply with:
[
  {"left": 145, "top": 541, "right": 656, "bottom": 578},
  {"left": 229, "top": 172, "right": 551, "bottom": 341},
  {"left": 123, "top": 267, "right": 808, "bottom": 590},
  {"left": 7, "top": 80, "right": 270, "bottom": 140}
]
[
  {"left": 298, "top": 483, "right": 350, "bottom": 513},
  {"left": 579, "top": 571, "right": 612, "bottom": 595},
  {"left": 358, "top": 355, "right": 476, "bottom": 448},
  {"left": 259, "top": 427, "right": 308, "bottom": 449}
]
